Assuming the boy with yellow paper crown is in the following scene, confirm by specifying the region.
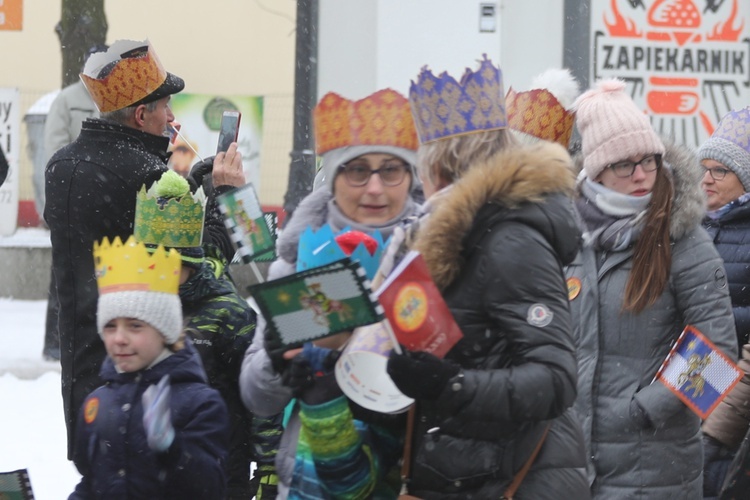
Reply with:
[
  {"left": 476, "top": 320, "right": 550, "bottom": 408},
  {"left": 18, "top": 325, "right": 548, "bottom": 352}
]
[{"left": 69, "top": 237, "right": 229, "bottom": 499}]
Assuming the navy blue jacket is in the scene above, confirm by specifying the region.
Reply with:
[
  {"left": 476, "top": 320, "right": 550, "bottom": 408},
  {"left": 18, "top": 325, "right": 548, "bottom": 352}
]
[
  {"left": 703, "top": 201, "right": 750, "bottom": 348},
  {"left": 70, "top": 341, "right": 229, "bottom": 500}
]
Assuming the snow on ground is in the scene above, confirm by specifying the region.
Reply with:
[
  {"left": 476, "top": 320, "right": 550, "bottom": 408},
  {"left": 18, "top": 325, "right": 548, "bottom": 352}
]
[{"left": 0, "top": 298, "right": 81, "bottom": 499}]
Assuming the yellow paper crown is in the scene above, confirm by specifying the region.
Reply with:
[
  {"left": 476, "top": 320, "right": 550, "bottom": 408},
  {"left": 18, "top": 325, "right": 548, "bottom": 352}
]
[
  {"left": 93, "top": 236, "right": 181, "bottom": 295},
  {"left": 506, "top": 88, "right": 576, "bottom": 148},
  {"left": 80, "top": 40, "right": 167, "bottom": 112},
  {"left": 314, "top": 89, "right": 419, "bottom": 155}
]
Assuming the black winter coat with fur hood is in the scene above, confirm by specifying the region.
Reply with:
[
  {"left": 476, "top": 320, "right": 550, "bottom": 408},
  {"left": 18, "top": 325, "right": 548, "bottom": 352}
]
[{"left": 406, "top": 142, "right": 589, "bottom": 499}]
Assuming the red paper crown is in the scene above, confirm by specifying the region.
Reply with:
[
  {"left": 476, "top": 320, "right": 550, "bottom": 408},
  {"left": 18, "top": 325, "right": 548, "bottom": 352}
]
[
  {"left": 314, "top": 89, "right": 419, "bottom": 155},
  {"left": 505, "top": 87, "right": 576, "bottom": 148}
]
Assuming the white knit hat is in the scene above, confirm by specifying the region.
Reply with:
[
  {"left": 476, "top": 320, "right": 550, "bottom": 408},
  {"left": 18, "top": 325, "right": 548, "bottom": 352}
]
[
  {"left": 97, "top": 290, "right": 183, "bottom": 345},
  {"left": 573, "top": 79, "right": 665, "bottom": 180},
  {"left": 94, "top": 236, "right": 183, "bottom": 345}
]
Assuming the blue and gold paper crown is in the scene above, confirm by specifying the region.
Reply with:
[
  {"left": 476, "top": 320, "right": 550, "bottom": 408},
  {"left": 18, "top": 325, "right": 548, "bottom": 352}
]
[
  {"left": 408, "top": 54, "right": 507, "bottom": 144},
  {"left": 134, "top": 170, "right": 206, "bottom": 249},
  {"left": 94, "top": 236, "right": 182, "bottom": 295},
  {"left": 297, "top": 224, "right": 388, "bottom": 280}
]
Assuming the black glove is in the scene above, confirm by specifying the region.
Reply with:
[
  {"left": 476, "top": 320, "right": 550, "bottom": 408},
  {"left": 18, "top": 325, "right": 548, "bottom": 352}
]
[
  {"left": 387, "top": 350, "right": 460, "bottom": 400},
  {"left": 282, "top": 344, "right": 343, "bottom": 405},
  {"left": 263, "top": 329, "right": 289, "bottom": 375},
  {"left": 186, "top": 155, "right": 215, "bottom": 193}
]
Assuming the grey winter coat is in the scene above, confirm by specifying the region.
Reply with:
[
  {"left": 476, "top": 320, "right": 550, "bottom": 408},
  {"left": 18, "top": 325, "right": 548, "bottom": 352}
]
[{"left": 567, "top": 140, "right": 738, "bottom": 499}]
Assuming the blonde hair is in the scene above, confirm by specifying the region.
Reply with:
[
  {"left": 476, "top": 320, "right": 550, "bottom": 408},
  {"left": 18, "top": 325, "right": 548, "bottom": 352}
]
[
  {"left": 417, "top": 128, "right": 518, "bottom": 187},
  {"left": 167, "top": 328, "right": 187, "bottom": 352}
]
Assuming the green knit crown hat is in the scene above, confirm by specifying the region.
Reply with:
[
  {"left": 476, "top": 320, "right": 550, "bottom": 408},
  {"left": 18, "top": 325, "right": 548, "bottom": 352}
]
[{"left": 134, "top": 170, "right": 206, "bottom": 249}]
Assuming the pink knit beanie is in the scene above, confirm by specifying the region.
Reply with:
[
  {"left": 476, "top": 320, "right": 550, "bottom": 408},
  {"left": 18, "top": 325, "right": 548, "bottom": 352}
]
[{"left": 573, "top": 79, "right": 665, "bottom": 180}]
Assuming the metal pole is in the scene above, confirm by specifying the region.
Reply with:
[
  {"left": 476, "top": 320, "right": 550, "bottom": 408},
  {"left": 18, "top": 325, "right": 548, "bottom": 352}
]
[
  {"left": 282, "top": 0, "right": 318, "bottom": 224},
  {"left": 563, "top": 0, "right": 591, "bottom": 148},
  {"left": 563, "top": 0, "right": 591, "bottom": 92}
]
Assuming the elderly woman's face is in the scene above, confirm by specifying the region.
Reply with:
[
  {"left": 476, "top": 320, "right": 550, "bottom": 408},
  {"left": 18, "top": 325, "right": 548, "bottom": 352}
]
[
  {"left": 701, "top": 158, "right": 746, "bottom": 210},
  {"left": 333, "top": 153, "right": 411, "bottom": 225}
]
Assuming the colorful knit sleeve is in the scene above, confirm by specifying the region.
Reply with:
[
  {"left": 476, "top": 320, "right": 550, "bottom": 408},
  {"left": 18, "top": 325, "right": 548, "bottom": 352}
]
[{"left": 297, "top": 396, "right": 378, "bottom": 499}]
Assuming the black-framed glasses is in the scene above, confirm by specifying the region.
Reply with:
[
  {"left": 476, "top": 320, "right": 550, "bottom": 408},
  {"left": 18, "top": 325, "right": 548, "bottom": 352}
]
[
  {"left": 338, "top": 161, "right": 410, "bottom": 187},
  {"left": 607, "top": 154, "right": 661, "bottom": 178},
  {"left": 702, "top": 166, "right": 733, "bottom": 181}
]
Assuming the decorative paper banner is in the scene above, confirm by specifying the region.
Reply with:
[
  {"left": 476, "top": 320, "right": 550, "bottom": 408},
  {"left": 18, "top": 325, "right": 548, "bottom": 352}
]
[
  {"left": 376, "top": 250, "right": 463, "bottom": 358},
  {"left": 218, "top": 182, "right": 275, "bottom": 263},
  {"left": 249, "top": 258, "right": 384, "bottom": 349},
  {"left": 0, "top": 468, "right": 35, "bottom": 499},
  {"left": 654, "top": 325, "right": 742, "bottom": 419},
  {"left": 251, "top": 212, "right": 279, "bottom": 262}
]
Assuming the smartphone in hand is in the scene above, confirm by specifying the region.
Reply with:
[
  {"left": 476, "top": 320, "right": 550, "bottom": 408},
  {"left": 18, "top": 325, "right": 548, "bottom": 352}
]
[{"left": 216, "top": 111, "right": 242, "bottom": 154}]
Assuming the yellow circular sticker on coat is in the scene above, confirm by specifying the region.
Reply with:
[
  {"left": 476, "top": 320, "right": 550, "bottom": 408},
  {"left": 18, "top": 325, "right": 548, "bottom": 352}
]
[
  {"left": 567, "top": 277, "right": 582, "bottom": 301},
  {"left": 84, "top": 397, "right": 99, "bottom": 424},
  {"left": 393, "top": 283, "right": 428, "bottom": 332}
]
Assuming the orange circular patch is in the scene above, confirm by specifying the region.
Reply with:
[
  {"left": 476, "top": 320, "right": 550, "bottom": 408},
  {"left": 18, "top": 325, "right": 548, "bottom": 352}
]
[
  {"left": 84, "top": 397, "right": 99, "bottom": 424},
  {"left": 393, "top": 283, "right": 428, "bottom": 332},
  {"left": 567, "top": 277, "right": 582, "bottom": 301}
]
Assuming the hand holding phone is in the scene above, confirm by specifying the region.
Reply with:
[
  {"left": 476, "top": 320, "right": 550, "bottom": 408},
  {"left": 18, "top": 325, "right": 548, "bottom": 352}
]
[{"left": 216, "top": 111, "right": 241, "bottom": 154}]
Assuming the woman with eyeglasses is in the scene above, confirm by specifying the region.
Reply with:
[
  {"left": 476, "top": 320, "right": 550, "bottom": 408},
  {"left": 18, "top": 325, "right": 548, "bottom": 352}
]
[
  {"left": 239, "top": 88, "right": 422, "bottom": 498},
  {"left": 566, "top": 79, "right": 737, "bottom": 499},
  {"left": 698, "top": 107, "right": 750, "bottom": 499}
]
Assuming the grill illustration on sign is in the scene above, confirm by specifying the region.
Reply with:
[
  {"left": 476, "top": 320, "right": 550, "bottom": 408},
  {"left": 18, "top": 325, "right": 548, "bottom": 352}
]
[{"left": 593, "top": 0, "right": 749, "bottom": 147}]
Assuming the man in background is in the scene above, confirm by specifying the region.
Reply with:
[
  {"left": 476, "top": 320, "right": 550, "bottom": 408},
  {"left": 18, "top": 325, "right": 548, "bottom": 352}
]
[{"left": 40, "top": 44, "right": 107, "bottom": 363}]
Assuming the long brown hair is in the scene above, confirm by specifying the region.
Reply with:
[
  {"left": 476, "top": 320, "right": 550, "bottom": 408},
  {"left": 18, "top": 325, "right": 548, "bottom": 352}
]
[{"left": 624, "top": 159, "right": 673, "bottom": 313}]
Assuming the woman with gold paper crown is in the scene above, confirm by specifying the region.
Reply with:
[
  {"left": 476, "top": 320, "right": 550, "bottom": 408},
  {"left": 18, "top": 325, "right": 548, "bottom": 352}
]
[
  {"left": 376, "top": 56, "right": 590, "bottom": 499},
  {"left": 239, "top": 88, "right": 422, "bottom": 498}
]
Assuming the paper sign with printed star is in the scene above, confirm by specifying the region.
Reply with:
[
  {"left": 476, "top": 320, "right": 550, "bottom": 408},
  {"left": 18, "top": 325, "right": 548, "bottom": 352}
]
[
  {"left": 249, "top": 258, "right": 384, "bottom": 349},
  {"left": 218, "top": 182, "right": 275, "bottom": 263}
]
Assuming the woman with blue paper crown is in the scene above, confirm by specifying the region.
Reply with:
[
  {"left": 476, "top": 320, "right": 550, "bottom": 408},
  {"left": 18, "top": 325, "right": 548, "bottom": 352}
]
[
  {"left": 371, "top": 55, "right": 590, "bottom": 499},
  {"left": 565, "top": 79, "right": 737, "bottom": 499},
  {"left": 239, "top": 88, "right": 423, "bottom": 498}
]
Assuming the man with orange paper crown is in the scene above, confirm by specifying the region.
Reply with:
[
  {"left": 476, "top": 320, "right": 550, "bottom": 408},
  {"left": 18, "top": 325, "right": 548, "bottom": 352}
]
[
  {"left": 45, "top": 39, "right": 244, "bottom": 461},
  {"left": 240, "top": 88, "right": 423, "bottom": 498}
]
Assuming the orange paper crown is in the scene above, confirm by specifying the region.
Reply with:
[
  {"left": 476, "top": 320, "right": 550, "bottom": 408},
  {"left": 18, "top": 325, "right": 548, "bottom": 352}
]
[
  {"left": 506, "top": 88, "right": 576, "bottom": 148},
  {"left": 80, "top": 40, "right": 167, "bottom": 113},
  {"left": 314, "top": 89, "right": 419, "bottom": 155}
]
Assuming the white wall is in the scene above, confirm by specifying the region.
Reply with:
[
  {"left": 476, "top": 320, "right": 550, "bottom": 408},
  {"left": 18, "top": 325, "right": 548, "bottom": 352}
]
[
  {"left": 318, "top": 0, "right": 565, "bottom": 99},
  {"left": 499, "top": 0, "right": 564, "bottom": 91},
  {"left": 319, "top": 0, "right": 503, "bottom": 100}
]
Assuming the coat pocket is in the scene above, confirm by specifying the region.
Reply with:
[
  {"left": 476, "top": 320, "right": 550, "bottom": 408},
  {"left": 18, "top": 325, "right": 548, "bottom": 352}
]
[{"left": 410, "top": 434, "right": 507, "bottom": 493}]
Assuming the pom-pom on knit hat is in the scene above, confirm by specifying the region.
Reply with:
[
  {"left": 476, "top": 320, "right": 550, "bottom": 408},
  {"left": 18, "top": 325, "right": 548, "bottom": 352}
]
[
  {"left": 698, "top": 106, "right": 750, "bottom": 191},
  {"left": 573, "top": 78, "right": 665, "bottom": 180}
]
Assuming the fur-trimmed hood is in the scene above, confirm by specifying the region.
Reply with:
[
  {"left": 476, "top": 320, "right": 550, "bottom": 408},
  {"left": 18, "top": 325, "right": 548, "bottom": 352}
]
[
  {"left": 413, "top": 142, "right": 579, "bottom": 289},
  {"left": 572, "top": 136, "right": 706, "bottom": 241}
]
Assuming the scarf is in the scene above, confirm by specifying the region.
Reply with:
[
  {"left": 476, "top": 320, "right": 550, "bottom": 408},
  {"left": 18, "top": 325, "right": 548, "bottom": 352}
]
[
  {"left": 706, "top": 192, "right": 750, "bottom": 221},
  {"left": 577, "top": 177, "right": 651, "bottom": 251}
]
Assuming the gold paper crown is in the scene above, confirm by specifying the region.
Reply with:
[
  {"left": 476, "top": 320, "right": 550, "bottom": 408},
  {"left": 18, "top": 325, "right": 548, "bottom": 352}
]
[
  {"left": 313, "top": 89, "right": 419, "bottom": 155},
  {"left": 93, "top": 236, "right": 181, "bottom": 295},
  {"left": 133, "top": 171, "right": 206, "bottom": 248},
  {"left": 408, "top": 55, "right": 507, "bottom": 144},
  {"left": 505, "top": 88, "right": 576, "bottom": 148},
  {"left": 80, "top": 41, "right": 167, "bottom": 112}
]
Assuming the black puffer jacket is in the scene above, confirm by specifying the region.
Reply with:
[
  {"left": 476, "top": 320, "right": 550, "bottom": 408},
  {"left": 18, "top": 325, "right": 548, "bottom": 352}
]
[
  {"left": 408, "top": 143, "right": 589, "bottom": 499},
  {"left": 703, "top": 201, "right": 750, "bottom": 348},
  {"left": 45, "top": 118, "right": 232, "bottom": 460}
]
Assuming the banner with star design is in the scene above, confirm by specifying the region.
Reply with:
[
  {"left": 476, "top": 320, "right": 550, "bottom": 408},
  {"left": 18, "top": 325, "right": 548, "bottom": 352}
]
[{"left": 249, "top": 258, "right": 383, "bottom": 349}]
